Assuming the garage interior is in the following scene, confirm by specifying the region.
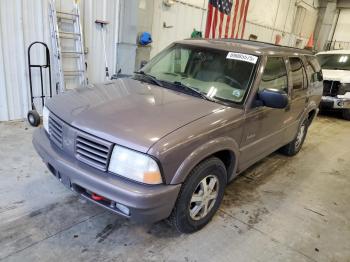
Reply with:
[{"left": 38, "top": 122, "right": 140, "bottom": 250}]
[{"left": 0, "top": 0, "right": 350, "bottom": 261}]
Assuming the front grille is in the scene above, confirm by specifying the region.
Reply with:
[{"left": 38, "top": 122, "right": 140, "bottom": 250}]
[
  {"left": 48, "top": 116, "right": 63, "bottom": 148},
  {"left": 323, "top": 80, "right": 340, "bottom": 97},
  {"left": 75, "top": 133, "right": 112, "bottom": 171}
]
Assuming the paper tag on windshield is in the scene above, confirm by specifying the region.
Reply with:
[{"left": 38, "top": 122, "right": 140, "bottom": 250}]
[
  {"left": 226, "top": 52, "right": 258, "bottom": 64},
  {"left": 232, "top": 90, "right": 241, "bottom": 97}
]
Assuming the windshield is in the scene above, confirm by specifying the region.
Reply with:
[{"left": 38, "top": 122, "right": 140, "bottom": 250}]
[
  {"left": 140, "top": 44, "right": 259, "bottom": 104},
  {"left": 317, "top": 54, "right": 350, "bottom": 71}
]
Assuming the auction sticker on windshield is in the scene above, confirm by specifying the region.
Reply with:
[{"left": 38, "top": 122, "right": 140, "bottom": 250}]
[{"left": 226, "top": 52, "right": 258, "bottom": 64}]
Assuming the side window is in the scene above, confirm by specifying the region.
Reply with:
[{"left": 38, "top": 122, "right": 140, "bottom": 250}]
[
  {"left": 289, "top": 57, "right": 307, "bottom": 90},
  {"left": 259, "top": 57, "right": 288, "bottom": 93},
  {"left": 305, "top": 56, "right": 323, "bottom": 83}
]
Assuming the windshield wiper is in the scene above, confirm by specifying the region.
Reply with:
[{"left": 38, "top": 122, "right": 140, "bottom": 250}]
[
  {"left": 134, "top": 71, "right": 164, "bottom": 87},
  {"left": 170, "top": 81, "right": 215, "bottom": 102}
]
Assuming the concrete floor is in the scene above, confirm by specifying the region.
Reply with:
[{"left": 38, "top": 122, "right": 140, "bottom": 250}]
[{"left": 0, "top": 112, "right": 349, "bottom": 262}]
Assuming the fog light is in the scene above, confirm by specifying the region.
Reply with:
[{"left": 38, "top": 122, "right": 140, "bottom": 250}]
[
  {"left": 116, "top": 203, "right": 130, "bottom": 215},
  {"left": 338, "top": 101, "right": 344, "bottom": 107}
]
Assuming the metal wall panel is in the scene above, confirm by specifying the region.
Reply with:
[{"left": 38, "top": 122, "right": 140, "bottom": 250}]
[
  {"left": 83, "top": 0, "right": 121, "bottom": 82},
  {"left": 0, "top": 0, "right": 121, "bottom": 121},
  {"left": 148, "top": 0, "right": 318, "bottom": 57},
  {"left": 0, "top": 0, "right": 52, "bottom": 121},
  {"left": 150, "top": 0, "right": 207, "bottom": 57},
  {"left": 245, "top": 0, "right": 318, "bottom": 46},
  {"left": 333, "top": 9, "right": 350, "bottom": 42}
]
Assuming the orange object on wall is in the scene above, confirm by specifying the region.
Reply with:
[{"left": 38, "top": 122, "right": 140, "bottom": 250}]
[
  {"left": 275, "top": 34, "right": 282, "bottom": 45},
  {"left": 306, "top": 33, "right": 314, "bottom": 49}
]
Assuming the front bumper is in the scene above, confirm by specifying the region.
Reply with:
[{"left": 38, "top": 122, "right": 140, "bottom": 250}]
[
  {"left": 320, "top": 96, "right": 350, "bottom": 109},
  {"left": 33, "top": 128, "right": 181, "bottom": 223}
]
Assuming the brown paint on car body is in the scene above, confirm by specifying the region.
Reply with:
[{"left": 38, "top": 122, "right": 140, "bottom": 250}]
[{"left": 32, "top": 39, "right": 323, "bottom": 223}]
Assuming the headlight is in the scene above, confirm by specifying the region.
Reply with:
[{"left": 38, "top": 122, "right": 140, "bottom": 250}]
[
  {"left": 108, "top": 146, "right": 162, "bottom": 184},
  {"left": 42, "top": 106, "right": 50, "bottom": 133}
]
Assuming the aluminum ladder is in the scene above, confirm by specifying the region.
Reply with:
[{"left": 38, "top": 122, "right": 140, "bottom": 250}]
[{"left": 48, "top": 0, "right": 87, "bottom": 92}]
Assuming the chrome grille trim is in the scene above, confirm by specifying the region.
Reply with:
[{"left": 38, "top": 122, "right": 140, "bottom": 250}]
[
  {"left": 323, "top": 80, "right": 340, "bottom": 97},
  {"left": 75, "top": 133, "right": 112, "bottom": 171},
  {"left": 48, "top": 116, "right": 63, "bottom": 148}
]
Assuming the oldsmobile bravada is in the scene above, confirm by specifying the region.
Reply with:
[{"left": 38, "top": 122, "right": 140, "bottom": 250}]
[{"left": 33, "top": 39, "right": 323, "bottom": 233}]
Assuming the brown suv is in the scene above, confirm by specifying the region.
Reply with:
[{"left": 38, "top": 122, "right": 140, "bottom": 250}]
[{"left": 33, "top": 39, "right": 323, "bottom": 233}]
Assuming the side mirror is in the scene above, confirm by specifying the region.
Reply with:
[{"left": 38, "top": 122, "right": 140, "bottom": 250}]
[
  {"left": 258, "top": 88, "right": 288, "bottom": 109},
  {"left": 140, "top": 60, "right": 148, "bottom": 68}
]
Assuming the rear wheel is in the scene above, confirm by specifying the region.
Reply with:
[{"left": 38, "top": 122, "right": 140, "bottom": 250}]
[
  {"left": 280, "top": 118, "right": 308, "bottom": 156},
  {"left": 342, "top": 109, "right": 350, "bottom": 120},
  {"left": 169, "top": 157, "right": 226, "bottom": 233}
]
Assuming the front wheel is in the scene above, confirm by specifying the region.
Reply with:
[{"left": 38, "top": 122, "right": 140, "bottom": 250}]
[
  {"left": 280, "top": 118, "right": 308, "bottom": 156},
  {"left": 169, "top": 157, "right": 226, "bottom": 233}
]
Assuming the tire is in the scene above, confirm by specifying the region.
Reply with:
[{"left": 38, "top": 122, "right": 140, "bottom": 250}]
[
  {"left": 169, "top": 157, "right": 226, "bottom": 233},
  {"left": 280, "top": 118, "right": 309, "bottom": 156},
  {"left": 27, "top": 110, "right": 41, "bottom": 127},
  {"left": 342, "top": 109, "right": 350, "bottom": 121}
]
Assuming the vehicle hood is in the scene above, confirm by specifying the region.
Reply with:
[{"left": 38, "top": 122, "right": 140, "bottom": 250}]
[
  {"left": 322, "top": 69, "right": 350, "bottom": 83},
  {"left": 46, "top": 78, "right": 224, "bottom": 153}
]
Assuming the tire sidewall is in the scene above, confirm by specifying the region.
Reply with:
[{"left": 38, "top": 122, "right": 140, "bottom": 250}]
[
  {"left": 294, "top": 117, "right": 309, "bottom": 152},
  {"left": 174, "top": 158, "right": 226, "bottom": 233}
]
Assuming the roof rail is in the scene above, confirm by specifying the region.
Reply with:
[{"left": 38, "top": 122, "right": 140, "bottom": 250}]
[
  {"left": 217, "top": 38, "right": 308, "bottom": 51},
  {"left": 185, "top": 37, "right": 311, "bottom": 52}
]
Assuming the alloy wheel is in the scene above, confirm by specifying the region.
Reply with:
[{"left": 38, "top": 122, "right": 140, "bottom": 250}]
[
  {"left": 189, "top": 175, "right": 219, "bottom": 221},
  {"left": 295, "top": 124, "right": 306, "bottom": 149}
]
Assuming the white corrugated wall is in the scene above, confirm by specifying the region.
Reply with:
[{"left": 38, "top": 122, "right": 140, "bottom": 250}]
[
  {"left": 0, "top": 0, "right": 51, "bottom": 121},
  {"left": 82, "top": 0, "right": 120, "bottom": 83},
  {"left": 332, "top": 9, "right": 350, "bottom": 42},
  {"left": 149, "top": 0, "right": 319, "bottom": 56},
  {"left": 0, "top": 0, "right": 120, "bottom": 121},
  {"left": 150, "top": 0, "right": 207, "bottom": 57},
  {"left": 244, "top": 0, "right": 318, "bottom": 46}
]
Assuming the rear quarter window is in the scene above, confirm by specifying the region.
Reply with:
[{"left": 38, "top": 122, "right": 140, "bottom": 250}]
[
  {"left": 305, "top": 56, "right": 323, "bottom": 82},
  {"left": 289, "top": 57, "right": 307, "bottom": 90}
]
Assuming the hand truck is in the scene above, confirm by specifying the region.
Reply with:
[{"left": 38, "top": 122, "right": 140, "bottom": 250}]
[{"left": 27, "top": 41, "right": 54, "bottom": 127}]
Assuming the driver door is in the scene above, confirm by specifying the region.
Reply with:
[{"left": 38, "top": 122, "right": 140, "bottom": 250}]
[{"left": 239, "top": 56, "right": 291, "bottom": 171}]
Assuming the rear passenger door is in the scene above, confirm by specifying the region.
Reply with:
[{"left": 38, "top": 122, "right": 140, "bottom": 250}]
[{"left": 284, "top": 57, "right": 308, "bottom": 142}]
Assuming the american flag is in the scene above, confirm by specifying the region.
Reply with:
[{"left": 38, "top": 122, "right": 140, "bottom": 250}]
[{"left": 205, "top": 0, "right": 250, "bottom": 39}]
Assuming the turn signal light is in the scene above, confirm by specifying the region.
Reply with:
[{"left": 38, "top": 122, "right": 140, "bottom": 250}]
[{"left": 143, "top": 171, "right": 162, "bottom": 184}]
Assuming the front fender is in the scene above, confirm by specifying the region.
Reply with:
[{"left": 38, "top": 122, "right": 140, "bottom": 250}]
[{"left": 170, "top": 137, "right": 239, "bottom": 184}]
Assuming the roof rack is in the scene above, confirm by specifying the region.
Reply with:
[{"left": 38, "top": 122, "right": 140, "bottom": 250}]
[
  {"left": 219, "top": 38, "right": 309, "bottom": 51},
  {"left": 185, "top": 37, "right": 311, "bottom": 52}
]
